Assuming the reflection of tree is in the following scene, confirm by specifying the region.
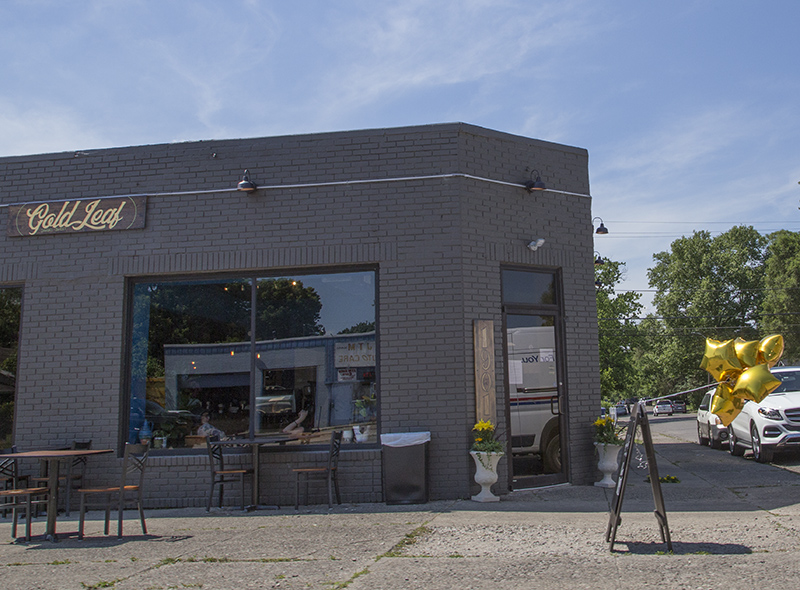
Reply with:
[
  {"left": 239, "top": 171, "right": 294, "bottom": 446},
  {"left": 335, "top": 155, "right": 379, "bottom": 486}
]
[
  {"left": 338, "top": 321, "right": 375, "bottom": 334},
  {"left": 0, "top": 288, "right": 21, "bottom": 348},
  {"left": 256, "top": 279, "right": 324, "bottom": 339},
  {"left": 138, "top": 282, "right": 251, "bottom": 377}
]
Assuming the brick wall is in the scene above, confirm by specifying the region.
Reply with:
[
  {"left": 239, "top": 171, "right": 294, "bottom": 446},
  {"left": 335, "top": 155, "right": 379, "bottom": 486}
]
[{"left": 0, "top": 123, "right": 599, "bottom": 507}]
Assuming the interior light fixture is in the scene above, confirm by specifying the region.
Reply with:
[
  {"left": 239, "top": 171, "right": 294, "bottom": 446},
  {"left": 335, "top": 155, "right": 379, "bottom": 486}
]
[
  {"left": 524, "top": 169, "right": 546, "bottom": 192},
  {"left": 237, "top": 169, "right": 257, "bottom": 193},
  {"left": 527, "top": 238, "right": 545, "bottom": 251},
  {"left": 592, "top": 216, "right": 608, "bottom": 234}
]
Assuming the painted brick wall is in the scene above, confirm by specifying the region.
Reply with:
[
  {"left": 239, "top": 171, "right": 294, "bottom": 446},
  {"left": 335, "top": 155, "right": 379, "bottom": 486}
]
[{"left": 0, "top": 123, "right": 599, "bottom": 507}]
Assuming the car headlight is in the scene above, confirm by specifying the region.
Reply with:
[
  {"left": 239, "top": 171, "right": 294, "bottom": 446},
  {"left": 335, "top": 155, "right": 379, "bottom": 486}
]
[{"left": 757, "top": 407, "right": 783, "bottom": 421}]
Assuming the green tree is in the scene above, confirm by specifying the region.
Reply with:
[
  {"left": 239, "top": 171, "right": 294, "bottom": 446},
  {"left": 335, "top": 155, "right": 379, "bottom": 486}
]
[
  {"left": 0, "top": 288, "right": 21, "bottom": 347},
  {"left": 595, "top": 259, "right": 643, "bottom": 402},
  {"left": 339, "top": 321, "right": 376, "bottom": 334},
  {"left": 255, "top": 278, "right": 324, "bottom": 339},
  {"left": 761, "top": 230, "right": 800, "bottom": 364},
  {"left": 646, "top": 225, "right": 767, "bottom": 402}
]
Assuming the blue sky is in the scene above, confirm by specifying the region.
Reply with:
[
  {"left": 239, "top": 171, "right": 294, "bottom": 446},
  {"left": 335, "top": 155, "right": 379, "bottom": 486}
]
[{"left": 2, "top": 1, "right": 798, "bottom": 311}]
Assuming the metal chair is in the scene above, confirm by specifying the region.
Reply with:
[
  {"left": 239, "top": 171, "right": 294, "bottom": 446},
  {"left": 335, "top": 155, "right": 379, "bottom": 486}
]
[
  {"left": 292, "top": 430, "right": 343, "bottom": 509},
  {"left": 31, "top": 439, "right": 92, "bottom": 516},
  {"left": 0, "top": 484, "right": 49, "bottom": 542},
  {"left": 1, "top": 446, "right": 30, "bottom": 490},
  {"left": 0, "top": 446, "right": 47, "bottom": 541},
  {"left": 206, "top": 437, "right": 253, "bottom": 511},
  {"left": 77, "top": 443, "right": 149, "bottom": 539}
]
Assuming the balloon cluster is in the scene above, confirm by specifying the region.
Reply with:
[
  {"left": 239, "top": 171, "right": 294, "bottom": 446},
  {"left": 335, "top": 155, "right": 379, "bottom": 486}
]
[{"left": 699, "top": 335, "right": 785, "bottom": 426}]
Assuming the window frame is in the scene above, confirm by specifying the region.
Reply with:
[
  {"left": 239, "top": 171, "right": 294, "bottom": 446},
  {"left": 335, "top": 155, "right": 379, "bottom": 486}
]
[{"left": 120, "top": 266, "right": 379, "bottom": 454}]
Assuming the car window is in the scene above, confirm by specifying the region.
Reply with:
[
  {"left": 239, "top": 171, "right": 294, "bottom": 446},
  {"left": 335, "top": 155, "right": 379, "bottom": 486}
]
[{"left": 772, "top": 370, "right": 800, "bottom": 394}]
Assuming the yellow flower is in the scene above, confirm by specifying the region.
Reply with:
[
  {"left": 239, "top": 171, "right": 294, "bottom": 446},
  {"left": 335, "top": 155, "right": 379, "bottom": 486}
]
[{"left": 473, "top": 420, "right": 494, "bottom": 431}]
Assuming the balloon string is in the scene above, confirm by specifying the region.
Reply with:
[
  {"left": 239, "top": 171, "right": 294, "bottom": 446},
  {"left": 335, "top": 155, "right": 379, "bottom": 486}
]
[{"left": 641, "top": 383, "right": 720, "bottom": 405}]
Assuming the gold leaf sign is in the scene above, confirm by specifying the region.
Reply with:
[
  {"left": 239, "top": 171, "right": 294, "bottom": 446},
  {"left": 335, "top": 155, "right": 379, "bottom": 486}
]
[{"left": 7, "top": 196, "right": 146, "bottom": 237}]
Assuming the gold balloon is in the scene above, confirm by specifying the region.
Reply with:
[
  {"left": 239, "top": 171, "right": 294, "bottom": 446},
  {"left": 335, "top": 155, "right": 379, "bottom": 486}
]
[
  {"left": 733, "top": 363, "right": 782, "bottom": 404},
  {"left": 758, "top": 334, "right": 785, "bottom": 368},
  {"left": 709, "top": 382, "right": 745, "bottom": 426},
  {"left": 700, "top": 338, "right": 743, "bottom": 382},
  {"left": 734, "top": 338, "right": 759, "bottom": 368}
]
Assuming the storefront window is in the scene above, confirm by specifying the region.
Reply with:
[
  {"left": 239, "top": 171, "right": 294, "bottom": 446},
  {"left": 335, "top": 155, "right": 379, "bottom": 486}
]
[
  {"left": 0, "top": 287, "right": 21, "bottom": 448},
  {"left": 127, "top": 270, "right": 376, "bottom": 449}
]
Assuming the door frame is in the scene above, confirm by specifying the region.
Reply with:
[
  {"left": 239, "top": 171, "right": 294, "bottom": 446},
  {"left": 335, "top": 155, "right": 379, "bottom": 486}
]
[{"left": 502, "top": 307, "right": 569, "bottom": 489}]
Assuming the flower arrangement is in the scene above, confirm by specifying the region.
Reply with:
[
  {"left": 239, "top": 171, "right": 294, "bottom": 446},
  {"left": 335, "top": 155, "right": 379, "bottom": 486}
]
[
  {"left": 471, "top": 420, "right": 504, "bottom": 453},
  {"left": 593, "top": 415, "right": 625, "bottom": 446}
]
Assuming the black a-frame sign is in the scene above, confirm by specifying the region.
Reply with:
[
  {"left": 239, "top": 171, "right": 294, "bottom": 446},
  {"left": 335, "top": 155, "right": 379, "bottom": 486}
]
[{"left": 605, "top": 400, "right": 672, "bottom": 552}]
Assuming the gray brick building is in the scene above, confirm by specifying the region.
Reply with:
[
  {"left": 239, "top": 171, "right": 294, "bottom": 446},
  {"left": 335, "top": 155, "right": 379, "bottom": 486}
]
[{"left": 0, "top": 122, "right": 600, "bottom": 508}]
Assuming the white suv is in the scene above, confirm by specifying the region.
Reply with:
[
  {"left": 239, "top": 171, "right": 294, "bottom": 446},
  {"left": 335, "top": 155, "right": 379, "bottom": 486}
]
[
  {"left": 728, "top": 366, "right": 800, "bottom": 463},
  {"left": 697, "top": 390, "right": 729, "bottom": 449}
]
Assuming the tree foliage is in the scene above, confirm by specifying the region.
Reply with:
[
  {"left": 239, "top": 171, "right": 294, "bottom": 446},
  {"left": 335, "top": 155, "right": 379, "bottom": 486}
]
[
  {"left": 597, "top": 225, "right": 782, "bottom": 408},
  {"left": 595, "top": 259, "right": 643, "bottom": 401},
  {"left": 761, "top": 230, "right": 800, "bottom": 364}
]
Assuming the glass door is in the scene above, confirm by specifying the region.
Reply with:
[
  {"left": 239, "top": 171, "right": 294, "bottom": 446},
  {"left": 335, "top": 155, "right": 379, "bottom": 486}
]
[{"left": 505, "top": 313, "right": 566, "bottom": 488}]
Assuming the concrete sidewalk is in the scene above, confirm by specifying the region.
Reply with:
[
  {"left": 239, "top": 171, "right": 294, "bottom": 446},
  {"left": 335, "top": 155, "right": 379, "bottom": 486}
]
[{"left": 3, "top": 429, "right": 800, "bottom": 589}]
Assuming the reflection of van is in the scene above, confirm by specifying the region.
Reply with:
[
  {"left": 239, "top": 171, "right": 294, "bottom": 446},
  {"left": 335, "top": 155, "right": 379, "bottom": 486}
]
[{"left": 507, "top": 326, "right": 560, "bottom": 472}]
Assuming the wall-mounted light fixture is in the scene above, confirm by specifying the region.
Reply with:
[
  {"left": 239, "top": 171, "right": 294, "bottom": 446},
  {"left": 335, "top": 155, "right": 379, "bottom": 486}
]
[
  {"left": 592, "top": 216, "right": 608, "bottom": 234},
  {"left": 524, "top": 169, "right": 546, "bottom": 192},
  {"left": 527, "top": 238, "right": 545, "bottom": 251},
  {"left": 594, "top": 252, "right": 605, "bottom": 266},
  {"left": 237, "top": 170, "right": 257, "bottom": 193}
]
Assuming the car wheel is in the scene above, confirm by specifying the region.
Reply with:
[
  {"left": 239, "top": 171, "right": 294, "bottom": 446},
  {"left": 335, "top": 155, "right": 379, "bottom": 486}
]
[
  {"left": 728, "top": 426, "right": 745, "bottom": 456},
  {"left": 697, "top": 423, "right": 709, "bottom": 446},
  {"left": 751, "top": 423, "right": 774, "bottom": 463},
  {"left": 709, "top": 433, "right": 721, "bottom": 449},
  {"left": 542, "top": 433, "right": 561, "bottom": 474}
]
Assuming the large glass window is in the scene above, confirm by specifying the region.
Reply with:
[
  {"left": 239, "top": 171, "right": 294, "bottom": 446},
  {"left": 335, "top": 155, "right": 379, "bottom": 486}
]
[
  {"left": 0, "top": 287, "right": 21, "bottom": 449},
  {"left": 127, "top": 270, "right": 376, "bottom": 449}
]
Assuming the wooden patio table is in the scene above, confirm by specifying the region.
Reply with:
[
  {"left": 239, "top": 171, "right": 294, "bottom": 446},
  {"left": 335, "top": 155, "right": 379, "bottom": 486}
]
[{"left": 0, "top": 448, "right": 113, "bottom": 541}]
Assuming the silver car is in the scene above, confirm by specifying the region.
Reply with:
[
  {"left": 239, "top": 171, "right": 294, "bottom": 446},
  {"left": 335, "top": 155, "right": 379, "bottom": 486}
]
[{"left": 697, "top": 390, "right": 729, "bottom": 449}]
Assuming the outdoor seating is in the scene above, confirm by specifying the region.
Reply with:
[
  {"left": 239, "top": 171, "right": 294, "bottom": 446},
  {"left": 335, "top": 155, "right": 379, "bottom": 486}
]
[
  {"left": 292, "top": 430, "right": 342, "bottom": 509},
  {"left": 31, "top": 439, "right": 92, "bottom": 516},
  {"left": 1, "top": 446, "right": 31, "bottom": 516},
  {"left": 77, "top": 443, "right": 149, "bottom": 539},
  {"left": 0, "top": 484, "right": 49, "bottom": 542},
  {"left": 206, "top": 436, "right": 253, "bottom": 511}
]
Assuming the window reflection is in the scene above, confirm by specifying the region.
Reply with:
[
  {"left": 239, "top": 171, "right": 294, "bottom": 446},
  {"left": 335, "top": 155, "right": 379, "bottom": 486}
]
[
  {"left": 127, "top": 271, "right": 377, "bottom": 448},
  {"left": 0, "top": 287, "right": 21, "bottom": 448}
]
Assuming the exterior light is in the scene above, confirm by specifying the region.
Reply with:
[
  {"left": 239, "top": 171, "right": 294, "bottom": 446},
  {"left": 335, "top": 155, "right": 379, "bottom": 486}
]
[
  {"left": 593, "top": 217, "right": 608, "bottom": 234},
  {"left": 594, "top": 252, "right": 605, "bottom": 266},
  {"left": 524, "top": 169, "right": 546, "bottom": 192},
  {"left": 237, "top": 170, "right": 257, "bottom": 193},
  {"left": 527, "top": 238, "right": 545, "bottom": 251}
]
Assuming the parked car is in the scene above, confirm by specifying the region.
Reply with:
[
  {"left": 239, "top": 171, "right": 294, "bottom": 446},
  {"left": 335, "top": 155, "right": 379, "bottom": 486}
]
[
  {"left": 728, "top": 366, "right": 800, "bottom": 463},
  {"left": 611, "top": 402, "right": 629, "bottom": 420},
  {"left": 696, "top": 390, "right": 729, "bottom": 449},
  {"left": 653, "top": 400, "right": 673, "bottom": 416},
  {"left": 672, "top": 399, "right": 687, "bottom": 414}
]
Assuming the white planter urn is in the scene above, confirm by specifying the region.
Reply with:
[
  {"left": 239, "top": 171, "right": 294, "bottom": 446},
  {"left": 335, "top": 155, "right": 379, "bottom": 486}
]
[
  {"left": 470, "top": 451, "right": 504, "bottom": 502},
  {"left": 594, "top": 442, "right": 622, "bottom": 488}
]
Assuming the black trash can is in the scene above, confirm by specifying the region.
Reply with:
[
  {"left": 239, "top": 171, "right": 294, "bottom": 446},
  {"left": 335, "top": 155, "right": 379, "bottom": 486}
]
[{"left": 381, "top": 432, "right": 431, "bottom": 505}]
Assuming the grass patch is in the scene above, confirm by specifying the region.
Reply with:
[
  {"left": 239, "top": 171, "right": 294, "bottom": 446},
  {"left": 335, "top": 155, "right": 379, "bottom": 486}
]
[
  {"left": 81, "top": 580, "right": 120, "bottom": 589},
  {"left": 379, "top": 525, "right": 432, "bottom": 558},
  {"left": 330, "top": 567, "right": 370, "bottom": 589},
  {"left": 644, "top": 475, "right": 680, "bottom": 483}
]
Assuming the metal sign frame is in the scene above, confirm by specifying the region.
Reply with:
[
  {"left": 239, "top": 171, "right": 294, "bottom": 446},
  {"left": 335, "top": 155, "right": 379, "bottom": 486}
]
[{"left": 605, "top": 400, "right": 672, "bottom": 552}]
